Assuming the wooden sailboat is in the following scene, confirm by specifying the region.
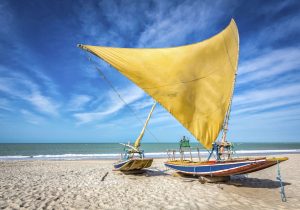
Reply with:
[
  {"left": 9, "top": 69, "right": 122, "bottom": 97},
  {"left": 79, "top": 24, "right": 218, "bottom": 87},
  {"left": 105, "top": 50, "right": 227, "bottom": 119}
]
[
  {"left": 78, "top": 19, "right": 287, "bottom": 177},
  {"left": 113, "top": 102, "right": 156, "bottom": 171},
  {"left": 165, "top": 154, "right": 288, "bottom": 177}
]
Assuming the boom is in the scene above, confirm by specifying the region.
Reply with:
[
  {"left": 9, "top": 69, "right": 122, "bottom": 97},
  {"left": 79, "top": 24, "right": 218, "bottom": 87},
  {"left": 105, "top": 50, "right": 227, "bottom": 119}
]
[{"left": 133, "top": 101, "right": 157, "bottom": 149}]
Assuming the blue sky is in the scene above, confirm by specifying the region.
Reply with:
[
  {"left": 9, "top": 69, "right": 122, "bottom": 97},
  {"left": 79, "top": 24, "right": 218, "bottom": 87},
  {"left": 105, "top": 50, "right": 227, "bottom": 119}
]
[{"left": 0, "top": 0, "right": 299, "bottom": 143}]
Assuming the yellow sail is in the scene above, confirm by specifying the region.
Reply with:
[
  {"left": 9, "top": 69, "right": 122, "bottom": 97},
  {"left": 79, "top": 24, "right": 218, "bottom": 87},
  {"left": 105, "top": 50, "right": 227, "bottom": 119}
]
[{"left": 79, "top": 19, "right": 239, "bottom": 149}]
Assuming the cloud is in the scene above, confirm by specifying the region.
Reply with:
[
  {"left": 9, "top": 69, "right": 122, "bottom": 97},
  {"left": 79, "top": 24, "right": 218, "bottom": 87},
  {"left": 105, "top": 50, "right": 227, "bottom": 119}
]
[
  {"left": 29, "top": 67, "right": 60, "bottom": 97},
  {"left": 240, "top": 4, "right": 300, "bottom": 57},
  {"left": 226, "top": 43, "right": 300, "bottom": 128},
  {"left": 130, "top": 98, "right": 154, "bottom": 110},
  {"left": 20, "top": 109, "right": 45, "bottom": 125},
  {"left": 234, "top": 83, "right": 300, "bottom": 106},
  {"left": 238, "top": 47, "right": 300, "bottom": 85},
  {"left": 137, "top": 1, "right": 227, "bottom": 47},
  {"left": 0, "top": 1, "right": 62, "bottom": 118},
  {"left": 0, "top": 98, "right": 12, "bottom": 111},
  {"left": 233, "top": 96, "right": 300, "bottom": 116},
  {"left": 233, "top": 82, "right": 300, "bottom": 118},
  {"left": 0, "top": 71, "right": 59, "bottom": 116},
  {"left": 74, "top": 85, "right": 145, "bottom": 124},
  {"left": 67, "top": 94, "right": 93, "bottom": 111},
  {"left": 0, "top": 1, "right": 14, "bottom": 35},
  {"left": 151, "top": 111, "right": 174, "bottom": 125},
  {"left": 254, "top": 12, "right": 300, "bottom": 47},
  {"left": 0, "top": 0, "right": 62, "bottom": 118},
  {"left": 28, "top": 93, "right": 59, "bottom": 116}
]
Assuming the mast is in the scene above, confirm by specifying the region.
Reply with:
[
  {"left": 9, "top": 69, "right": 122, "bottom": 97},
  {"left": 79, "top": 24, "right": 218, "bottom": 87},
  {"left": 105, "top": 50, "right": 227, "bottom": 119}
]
[
  {"left": 221, "top": 73, "right": 237, "bottom": 143},
  {"left": 133, "top": 101, "right": 157, "bottom": 149},
  {"left": 221, "top": 21, "right": 239, "bottom": 143}
]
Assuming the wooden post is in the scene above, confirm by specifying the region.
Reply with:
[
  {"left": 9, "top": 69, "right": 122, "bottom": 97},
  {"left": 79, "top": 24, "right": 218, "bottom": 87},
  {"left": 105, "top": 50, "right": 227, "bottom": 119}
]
[
  {"left": 166, "top": 150, "right": 170, "bottom": 160},
  {"left": 197, "top": 148, "right": 201, "bottom": 161},
  {"left": 180, "top": 150, "right": 183, "bottom": 161},
  {"left": 189, "top": 147, "right": 193, "bottom": 162}
]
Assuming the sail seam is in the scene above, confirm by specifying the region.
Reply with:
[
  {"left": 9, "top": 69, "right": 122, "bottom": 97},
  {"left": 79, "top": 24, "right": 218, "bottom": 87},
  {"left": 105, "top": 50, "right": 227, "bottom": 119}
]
[{"left": 143, "top": 69, "right": 221, "bottom": 90}]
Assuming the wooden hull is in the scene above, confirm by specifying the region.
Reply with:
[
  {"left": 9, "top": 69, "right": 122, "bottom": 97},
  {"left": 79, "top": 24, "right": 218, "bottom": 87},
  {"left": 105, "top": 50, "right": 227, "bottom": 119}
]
[
  {"left": 164, "top": 157, "right": 288, "bottom": 177},
  {"left": 114, "top": 158, "right": 153, "bottom": 171}
]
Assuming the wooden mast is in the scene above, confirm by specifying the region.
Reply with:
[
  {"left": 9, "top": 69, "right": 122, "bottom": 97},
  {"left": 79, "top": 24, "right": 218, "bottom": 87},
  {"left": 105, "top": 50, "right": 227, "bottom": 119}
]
[
  {"left": 221, "top": 73, "right": 237, "bottom": 143},
  {"left": 133, "top": 101, "right": 157, "bottom": 150}
]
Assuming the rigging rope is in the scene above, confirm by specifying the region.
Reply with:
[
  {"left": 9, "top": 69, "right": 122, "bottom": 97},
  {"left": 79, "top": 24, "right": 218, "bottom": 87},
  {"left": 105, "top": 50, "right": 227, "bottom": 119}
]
[
  {"left": 276, "top": 160, "right": 287, "bottom": 202},
  {"left": 220, "top": 31, "right": 239, "bottom": 143},
  {"left": 84, "top": 53, "right": 160, "bottom": 143}
]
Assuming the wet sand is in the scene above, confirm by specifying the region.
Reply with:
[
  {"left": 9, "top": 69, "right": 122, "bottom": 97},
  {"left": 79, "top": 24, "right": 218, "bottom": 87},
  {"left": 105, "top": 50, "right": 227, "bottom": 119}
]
[{"left": 0, "top": 154, "right": 299, "bottom": 209}]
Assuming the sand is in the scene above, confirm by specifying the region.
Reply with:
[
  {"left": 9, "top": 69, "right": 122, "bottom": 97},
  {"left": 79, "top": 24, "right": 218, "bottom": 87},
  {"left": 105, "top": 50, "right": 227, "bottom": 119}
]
[{"left": 0, "top": 154, "right": 299, "bottom": 210}]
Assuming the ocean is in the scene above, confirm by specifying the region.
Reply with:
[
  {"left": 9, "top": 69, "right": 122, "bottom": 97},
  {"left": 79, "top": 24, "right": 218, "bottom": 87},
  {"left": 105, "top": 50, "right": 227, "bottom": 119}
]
[{"left": 0, "top": 142, "right": 300, "bottom": 160}]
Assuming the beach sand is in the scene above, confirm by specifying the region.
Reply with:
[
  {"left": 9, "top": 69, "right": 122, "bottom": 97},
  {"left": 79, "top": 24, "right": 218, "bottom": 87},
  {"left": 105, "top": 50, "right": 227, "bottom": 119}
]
[{"left": 0, "top": 154, "right": 299, "bottom": 210}]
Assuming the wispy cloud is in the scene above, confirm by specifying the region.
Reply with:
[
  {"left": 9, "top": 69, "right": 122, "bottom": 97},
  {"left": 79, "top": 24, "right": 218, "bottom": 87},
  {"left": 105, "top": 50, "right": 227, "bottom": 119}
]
[
  {"left": 74, "top": 85, "right": 145, "bottom": 124},
  {"left": 28, "top": 93, "right": 59, "bottom": 116},
  {"left": 29, "top": 67, "right": 60, "bottom": 97},
  {"left": 236, "top": 82, "right": 300, "bottom": 103},
  {"left": 0, "top": 98, "right": 12, "bottom": 111},
  {"left": 240, "top": 2, "right": 300, "bottom": 57},
  {"left": 67, "top": 94, "right": 93, "bottom": 111},
  {"left": 0, "top": 71, "right": 59, "bottom": 116},
  {"left": 232, "top": 45, "right": 300, "bottom": 119},
  {"left": 253, "top": 12, "right": 300, "bottom": 48},
  {"left": 138, "top": 1, "right": 228, "bottom": 47},
  {"left": 238, "top": 47, "right": 300, "bottom": 85},
  {"left": 0, "top": 3, "right": 62, "bottom": 119},
  {"left": 0, "top": 1, "right": 14, "bottom": 35},
  {"left": 20, "top": 109, "right": 45, "bottom": 125},
  {"left": 130, "top": 98, "right": 154, "bottom": 110}
]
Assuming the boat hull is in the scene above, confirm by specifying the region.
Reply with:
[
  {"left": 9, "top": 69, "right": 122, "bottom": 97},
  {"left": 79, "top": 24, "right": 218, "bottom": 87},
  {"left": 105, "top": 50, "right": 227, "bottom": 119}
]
[
  {"left": 114, "top": 158, "right": 153, "bottom": 171},
  {"left": 164, "top": 157, "right": 288, "bottom": 177}
]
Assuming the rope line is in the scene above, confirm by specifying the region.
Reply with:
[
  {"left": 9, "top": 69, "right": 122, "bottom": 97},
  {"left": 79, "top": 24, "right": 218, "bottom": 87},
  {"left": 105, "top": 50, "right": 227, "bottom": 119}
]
[
  {"left": 276, "top": 160, "right": 287, "bottom": 202},
  {"left": 220, "top": 32, "right": 238, "bottom": 142},
  {"left": 84, "top": 53, "right": 160, "bottom": 143}
]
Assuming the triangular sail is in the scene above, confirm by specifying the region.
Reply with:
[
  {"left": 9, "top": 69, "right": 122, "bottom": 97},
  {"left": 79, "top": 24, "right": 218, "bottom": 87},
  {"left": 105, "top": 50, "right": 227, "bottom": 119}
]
[{"left": 79, "top": 19, "right": 239, "bottom": 149}]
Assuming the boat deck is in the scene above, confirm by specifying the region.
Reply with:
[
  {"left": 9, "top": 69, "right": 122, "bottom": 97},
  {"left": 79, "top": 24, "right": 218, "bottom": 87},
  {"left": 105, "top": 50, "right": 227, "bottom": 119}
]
[{"left": 166, "top": 157, "right": 288, "bottom": 166}]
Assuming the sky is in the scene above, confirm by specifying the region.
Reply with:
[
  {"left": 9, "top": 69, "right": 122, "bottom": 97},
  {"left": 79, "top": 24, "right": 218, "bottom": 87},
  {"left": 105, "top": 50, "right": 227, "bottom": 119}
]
[{"left": 0, "top": 0, "right": 300, "bottom": 143}]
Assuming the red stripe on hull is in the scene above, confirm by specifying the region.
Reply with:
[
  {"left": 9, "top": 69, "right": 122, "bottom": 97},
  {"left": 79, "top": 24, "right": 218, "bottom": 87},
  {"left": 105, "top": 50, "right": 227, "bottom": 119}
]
[{"left": 165, "top": 157, "right": 288, "bottom": 177}]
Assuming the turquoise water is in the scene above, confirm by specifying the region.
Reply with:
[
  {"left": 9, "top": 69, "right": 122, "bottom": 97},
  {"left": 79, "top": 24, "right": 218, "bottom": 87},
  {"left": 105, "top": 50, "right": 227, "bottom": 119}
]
[{"left": 0, "top": 142, "right": 299, "bottom": 160}]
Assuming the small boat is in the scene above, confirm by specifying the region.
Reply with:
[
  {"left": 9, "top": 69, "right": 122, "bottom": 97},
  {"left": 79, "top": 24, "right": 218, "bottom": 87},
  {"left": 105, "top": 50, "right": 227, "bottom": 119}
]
[
  {"left": 165, "top": 139, "right": 288, "bottom": 177},
  {"left": 165, "top": 156, "right": 288, "bottom": 177},
  {"left": 113, "top": 102, "right": 156, "bottom": 172},
  {"left": 78, "top": 19, "right": 287, "bottom": 177},
  {"left": 113, "top": 158, "right": 153, "bottom": 171}
]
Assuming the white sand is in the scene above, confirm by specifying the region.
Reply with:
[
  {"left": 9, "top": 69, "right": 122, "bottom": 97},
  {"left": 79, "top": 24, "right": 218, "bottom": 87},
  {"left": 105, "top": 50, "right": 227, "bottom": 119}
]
[{"left": 0, "top": 154, "right": 299, "bottom": 209}]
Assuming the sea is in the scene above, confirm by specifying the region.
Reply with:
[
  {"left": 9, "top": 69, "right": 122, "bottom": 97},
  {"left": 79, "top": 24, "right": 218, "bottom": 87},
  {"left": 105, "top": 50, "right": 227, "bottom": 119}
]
[{"left": 0, "top": 142, "right": 300, "bottom": 161}]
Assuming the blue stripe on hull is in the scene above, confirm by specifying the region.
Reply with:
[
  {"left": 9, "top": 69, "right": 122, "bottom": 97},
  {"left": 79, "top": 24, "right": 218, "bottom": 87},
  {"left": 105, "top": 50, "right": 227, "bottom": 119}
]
[
  {"left": 165, "top": 162, "right": 251, "bottom": 174},
  {"left": 114, "top": 160, "right": 128, "bottom": 169}
]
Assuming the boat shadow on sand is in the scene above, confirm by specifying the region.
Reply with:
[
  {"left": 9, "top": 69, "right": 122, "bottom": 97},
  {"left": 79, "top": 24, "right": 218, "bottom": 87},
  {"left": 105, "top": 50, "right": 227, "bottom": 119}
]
[
  {"left": 169, "top": 173, "right": 291, "bottom": 189},
  {"left": 116, "top": 168, "right": 169, "bottom": 177},
  {"left": 115, "top": 170, "right": 291, "bottom": 189},
  {"left": 226, "top": 175, "right": 291, "bottom": 189}
]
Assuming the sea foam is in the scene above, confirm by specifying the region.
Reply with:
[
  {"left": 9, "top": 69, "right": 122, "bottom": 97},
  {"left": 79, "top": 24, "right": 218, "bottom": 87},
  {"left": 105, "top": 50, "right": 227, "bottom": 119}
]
[{"left": 0, "top": 149, "right": 299, "bottom": 160}]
